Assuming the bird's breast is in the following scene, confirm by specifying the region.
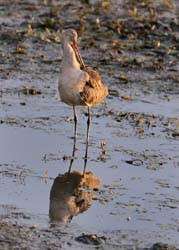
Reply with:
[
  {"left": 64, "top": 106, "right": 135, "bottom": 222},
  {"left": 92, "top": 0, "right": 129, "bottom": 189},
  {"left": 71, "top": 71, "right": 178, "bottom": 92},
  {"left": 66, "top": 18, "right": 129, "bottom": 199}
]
[{"left": 58, "top": 68, "right": 88, "bottom": 106}]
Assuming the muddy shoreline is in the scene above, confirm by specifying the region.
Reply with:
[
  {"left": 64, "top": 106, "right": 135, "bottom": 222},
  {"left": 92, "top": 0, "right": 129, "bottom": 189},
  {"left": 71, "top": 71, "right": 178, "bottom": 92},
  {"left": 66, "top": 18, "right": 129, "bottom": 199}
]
[{"left": 0, "top": 0, "right": 179, "bottom": 249}]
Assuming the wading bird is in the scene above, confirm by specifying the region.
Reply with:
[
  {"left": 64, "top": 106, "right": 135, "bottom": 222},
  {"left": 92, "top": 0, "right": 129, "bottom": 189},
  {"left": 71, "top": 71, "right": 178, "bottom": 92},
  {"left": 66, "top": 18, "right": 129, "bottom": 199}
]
[{"left": 58, "top": 29, "right": 108, "bottom": 171}]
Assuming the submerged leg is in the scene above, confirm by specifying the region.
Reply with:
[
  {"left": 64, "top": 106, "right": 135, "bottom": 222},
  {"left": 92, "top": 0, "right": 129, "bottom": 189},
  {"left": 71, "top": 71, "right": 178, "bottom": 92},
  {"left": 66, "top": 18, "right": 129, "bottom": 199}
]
[
  {"left": 68, "top": 106, "right": 78, "bottom": 173},
  {"left": 83, "top": 107, "right": 91, "bottom": 174}
]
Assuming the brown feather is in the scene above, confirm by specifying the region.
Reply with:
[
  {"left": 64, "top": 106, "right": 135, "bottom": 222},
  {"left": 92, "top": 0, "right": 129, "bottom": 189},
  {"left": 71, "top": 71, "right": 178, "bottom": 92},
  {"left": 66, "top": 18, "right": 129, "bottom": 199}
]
[{"left": 80, "top": 66, "right": 108, "bottom": 106}]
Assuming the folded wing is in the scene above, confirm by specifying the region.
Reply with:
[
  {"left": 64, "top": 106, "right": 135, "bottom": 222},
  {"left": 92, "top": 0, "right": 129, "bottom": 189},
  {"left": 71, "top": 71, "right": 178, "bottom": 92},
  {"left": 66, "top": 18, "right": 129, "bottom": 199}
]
[{"left": 80, "top": 67, "right": 108, "bottom": 106}]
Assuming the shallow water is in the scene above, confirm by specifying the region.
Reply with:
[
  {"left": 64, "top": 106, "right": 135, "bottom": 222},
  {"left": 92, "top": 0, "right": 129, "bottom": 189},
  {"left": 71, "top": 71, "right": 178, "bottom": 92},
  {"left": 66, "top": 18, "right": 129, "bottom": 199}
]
[{"left": 1, "top": 84, "right": 179, "bottom": 246}]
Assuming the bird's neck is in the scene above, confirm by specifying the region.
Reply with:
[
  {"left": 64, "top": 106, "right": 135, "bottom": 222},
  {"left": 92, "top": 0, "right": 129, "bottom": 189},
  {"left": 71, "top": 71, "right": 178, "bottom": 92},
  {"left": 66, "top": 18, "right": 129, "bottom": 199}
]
[{"left": 62, "top": 44, "right": 81, "bottom": 70}]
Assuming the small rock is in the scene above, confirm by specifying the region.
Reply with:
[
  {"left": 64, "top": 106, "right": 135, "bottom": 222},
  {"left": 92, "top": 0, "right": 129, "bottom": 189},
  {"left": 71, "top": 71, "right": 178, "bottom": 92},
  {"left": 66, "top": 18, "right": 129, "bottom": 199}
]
[
  {"left": 150, "top": 243, "right": 177, "bottom": 250},
  {"left": 20, "top": 102, "right": 26, "bottom": 106},
  {"left": 75, "top": 234, "right": 106, "bottom": 245}
]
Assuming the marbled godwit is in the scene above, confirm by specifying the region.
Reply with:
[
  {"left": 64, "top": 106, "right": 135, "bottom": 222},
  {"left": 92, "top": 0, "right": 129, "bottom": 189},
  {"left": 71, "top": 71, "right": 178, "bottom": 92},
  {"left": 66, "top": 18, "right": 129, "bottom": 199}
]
[{"left": 58, "top": 29, "right": 108, "bottom": 167}]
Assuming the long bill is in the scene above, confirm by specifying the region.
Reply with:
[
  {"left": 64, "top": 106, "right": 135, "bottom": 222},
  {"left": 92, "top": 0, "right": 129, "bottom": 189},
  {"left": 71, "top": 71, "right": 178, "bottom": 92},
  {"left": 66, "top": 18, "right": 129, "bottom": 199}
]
[{"left": 72, "top": 43, "right": 85, "bottom": 70}]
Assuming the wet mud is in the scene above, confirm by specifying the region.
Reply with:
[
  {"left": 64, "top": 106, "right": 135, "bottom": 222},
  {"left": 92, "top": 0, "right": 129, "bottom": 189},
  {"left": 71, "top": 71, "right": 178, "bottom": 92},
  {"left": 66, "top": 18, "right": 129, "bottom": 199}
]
[{"left": 0, "top": 0, "right": 179, "bottom": 249}]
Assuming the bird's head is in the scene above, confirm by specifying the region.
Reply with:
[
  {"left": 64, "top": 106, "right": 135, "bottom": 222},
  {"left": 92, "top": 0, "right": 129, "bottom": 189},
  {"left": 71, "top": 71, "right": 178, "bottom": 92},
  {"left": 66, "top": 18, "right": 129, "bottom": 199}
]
[
  {"left": 61, "top": 29, "right": 78, "bottom": 46},
  {"left": 61, "top": 29, "right": 85, "bottom": 69}
]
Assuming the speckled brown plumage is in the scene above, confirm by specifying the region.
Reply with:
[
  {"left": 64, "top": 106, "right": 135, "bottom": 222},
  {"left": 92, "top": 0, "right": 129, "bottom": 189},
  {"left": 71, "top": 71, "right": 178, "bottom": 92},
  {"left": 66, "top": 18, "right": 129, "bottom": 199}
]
[{"left": 80, "top": 66, "right": 108, "bottom": 106}]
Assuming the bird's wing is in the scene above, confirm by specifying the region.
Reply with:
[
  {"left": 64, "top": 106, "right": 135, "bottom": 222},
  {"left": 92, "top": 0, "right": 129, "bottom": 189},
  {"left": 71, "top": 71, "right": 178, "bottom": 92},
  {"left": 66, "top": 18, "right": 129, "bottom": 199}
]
[
  {"left": 79, "top": 67, "right": 108, "bottom": 106},
  {"left": 83, "top": 67, "right": 103, "bottom": 89}
]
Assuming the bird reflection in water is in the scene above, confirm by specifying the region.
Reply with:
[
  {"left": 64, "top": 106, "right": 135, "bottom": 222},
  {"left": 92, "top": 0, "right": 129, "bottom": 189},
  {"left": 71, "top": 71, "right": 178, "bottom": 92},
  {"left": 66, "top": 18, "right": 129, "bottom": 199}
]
[{"left": 49, "top": 170, "right": 100, "bottom": 222}]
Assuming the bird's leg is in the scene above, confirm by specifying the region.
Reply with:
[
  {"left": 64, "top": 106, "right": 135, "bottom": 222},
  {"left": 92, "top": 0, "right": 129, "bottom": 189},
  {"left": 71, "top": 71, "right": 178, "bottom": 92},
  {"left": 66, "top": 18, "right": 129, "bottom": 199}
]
[
  {"left": 73, "top": 106, "right": 78, "bottom": 142},
  {"left": 83, "top": 107, "right": 91, "bottom": 175},
  {"left": 68, "top": 106, "right": 78, "bottom": 173}
]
